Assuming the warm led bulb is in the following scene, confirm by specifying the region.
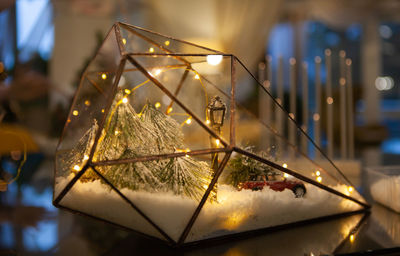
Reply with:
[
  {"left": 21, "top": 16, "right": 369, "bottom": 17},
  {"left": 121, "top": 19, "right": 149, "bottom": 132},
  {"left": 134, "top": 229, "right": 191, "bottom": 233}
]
[
  {"left": 350, "top": 234, "right": 355, "bottom": 243},
  {"left": 284, "top": 173, "right": 289, "bottom": 178},
  {"left": 115, "top": 130, "right": 120, "bottom": 135},
  {"left": 72, "top": 110, "right": 79, "bottom": 116},
  {"left": 282, "top": 163, "right": 288, "bottom": 168},
  {"left": 83, "top": 155, "right": 89, "bottom": 160},
  {"left": 101, "top": 109, "right": 105, "bottom": 113},
  {"left": 122, "top": 38, "right": 127, "bottom": 45},
  {"left": 84, "top": 100, "right": 91, "bottom": 106},
  {"left": 205, "top": 119, "right": 210, "bottom": 125},
  {"left": 316, "top": 176, "right": 322, "bottom": 183},
  {"left": 215, "top": 139, "right": 220, "bottom": 146},
  {"left": 186, "top": 118, "right": 192, "bottom": 124},
  {"left": 73, "top": 165, "right": 80, "bottom": 171},
  {"left": 194, "top": 74, "right": 200, "bottom": 80},
  {"left": 207, "top": 55, "right": 223, "bottom": 66},
  {"left": 122, "top": 97, "right": 128, "bottom": 104},
  {"left": 155, "top": 102, "right": 161, "bottom": 108},
  {"left": 348, "top": 186, "right": 354, "bottom": 192},
  {"left": 165, "top": 40, "right": 170, "bottom": 46},
  {"left": 124, "top": 89, "right": 131, "bottom": 94},
  {"left": 149, "top": 47, "right": 155, "bottom": 53},
  {"left": 154, "top": 69, "right": 162, "bottom": 76},
  {"left": 167, "top": 107, "right": 173, "bottom": 114},
  {"left": 101, "top": 73, "right": 107, "bottom": 80},
  {"left": 316, "top": 171, "right": 321, "bottom": 176}
]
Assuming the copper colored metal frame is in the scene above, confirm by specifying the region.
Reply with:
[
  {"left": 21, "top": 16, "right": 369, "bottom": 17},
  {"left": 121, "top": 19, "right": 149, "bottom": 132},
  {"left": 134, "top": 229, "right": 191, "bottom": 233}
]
[{"left": 53, "top": 22, "right": 370, "bottom": 247}]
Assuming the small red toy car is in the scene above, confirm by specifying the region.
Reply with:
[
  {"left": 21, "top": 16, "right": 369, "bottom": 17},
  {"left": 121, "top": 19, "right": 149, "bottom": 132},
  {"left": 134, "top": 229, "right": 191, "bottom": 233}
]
[{"left": 238, "top": 172, "right": 306, "bottom": 197}]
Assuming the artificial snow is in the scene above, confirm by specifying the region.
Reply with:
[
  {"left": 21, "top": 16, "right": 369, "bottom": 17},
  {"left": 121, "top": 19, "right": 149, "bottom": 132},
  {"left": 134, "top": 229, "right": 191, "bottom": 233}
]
[
  {"left": 370, "top": 176, "right": 400, "bottom": 213},
  {"left": 56, "top": 175, "right": 362, "bottom": 242}
]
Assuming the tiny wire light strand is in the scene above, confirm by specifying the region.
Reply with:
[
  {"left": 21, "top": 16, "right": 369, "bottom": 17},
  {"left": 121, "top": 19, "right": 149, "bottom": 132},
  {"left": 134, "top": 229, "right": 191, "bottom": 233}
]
[{"left": 180, "top": 116, "right": 192, "bottom": 127}]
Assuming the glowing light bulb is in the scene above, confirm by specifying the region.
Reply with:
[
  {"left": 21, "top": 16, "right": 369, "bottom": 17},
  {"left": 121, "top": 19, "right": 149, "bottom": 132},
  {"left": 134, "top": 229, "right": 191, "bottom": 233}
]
[
  {"left": 348, "top": 186, "right": 354, "bottom": 193},
  {"left": 154, "top": 69, "right": 162, "bottom": 76},
  {"left": 350, "top": 234, "right": 355, "bottom": 243},
  {"left": 215, "top": 139, "right": 220, "bottom": 146},
  {"left": 72, "top": 110, "right": 79, "bottom": 116},
  {"left": 115, "top": 130, "right": 120, "bottom": 135},
  {"left": 327, "top": 97, "right": 334, "bottom": 104},
  {"left": 122, "top": 97, "right": 128, "bottom": 104},
  {"left": 73, "top": 165, "right": 80, "bottom": 171},
  {"left": 101, "top": 73, "right": 107, "bottom": 80},
  {"left": 155, "top": 102, "right": 161, "bottom": 108},
  {"left": 194, "top": 74, "right": 200, "bottom": 80},
  {"left": 122, "top": 38, "right": 127, "bottom": 45},
  {"left": 207, "top": 55, "right": 223, "bottom": 66},
  {"left": 84, "top": 100, "right": 91, "bottom": 106},
  {"left": 165, "top": 40, "right": 170, "bottom": 46},
  {"left": 185, "top": 154, "right": 189, "bottom": 158},
  {"left": 284, "top": 173, "right": 289, "bottom": 178},
  {"left": 316, "top": 176, "right": 322, "bottom": 183},
  {"left": 282, "top": 163, "right": 288, "bottom": 168},
  {"left": 186, "top": 118, "right": 192, "bottom": 124},
  {"left": 167, "top": 107, "right": 173, "bottom": 114},
  {"left": 83, "top": 155, "right": 89, "bottom": 160},
  {"left": 124, "top": 89, "right": 131, "bottom": 94},
  {"left": 205, "top": 119, "right": 210, "bottom": 125},
  {"left": 316, "top": 171, "right": 321, "bottom": 176},
  {"left": 149, "top": 47, "right": 154, "bottom": 53},
  {"left": 101, "top": 109, "right": 105, "bottom": 113}
]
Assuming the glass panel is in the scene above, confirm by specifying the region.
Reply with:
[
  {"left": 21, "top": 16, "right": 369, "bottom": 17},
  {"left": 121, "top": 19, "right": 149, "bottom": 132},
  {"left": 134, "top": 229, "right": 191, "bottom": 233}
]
[
  {"left": 55, "top": 26, "right": 121, "bottom": 180},
  {"left": 233, "top": 59, "right": 365, "bottom": 203},
  {"left": 185, "top": 151, "right": 363, "bottom": 243},
  {"left": 57, "top": 168, "right": 165, "bottom": 240},
  {"left": 93, "top": 153, "right": 220, "bottom": 242},
  {"left": 118, "top": 23, "right": 219, "bottom": 55},
  {"left": 91, "top": 58, "right": 227, "bottom": 162}
]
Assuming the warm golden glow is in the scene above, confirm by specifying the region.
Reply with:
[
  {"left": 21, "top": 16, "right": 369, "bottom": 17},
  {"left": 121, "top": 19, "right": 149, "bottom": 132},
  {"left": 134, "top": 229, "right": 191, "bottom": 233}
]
[
  {"left": 327, "top": 97, "right": 334, "bottom": 104},
  {"left": 83, "top": 155, "right": 89, "bottom": 161},
  {"left": 167, "top": 107, "right": 173, "bottom": 114},
  {"left": 155, "top": 102, "right": 161, "bottom": 108},
  {"left": 124, "top": 89, "right": 131, "bottom": 94},
  {"left": 316, "top": 171, "right": 321, "bottom": 176},
  {"left": 186, "top": 118, "right": 192, "bottom": 124},
  {"left": 122, "top": 38, "right": 127, "bottom": 45},
  {"left": 101, "top": 73, "right": 107, "bottom": 80},
  {"left": 164, "top": 40, "right": 170, "bottom": 46},
  {"left": 222, "top": 212, "right": 247, "bottom": 230},
  {"left": 207, "top": 55, "right": 223, "bottom": 66},
  {"left": 282, "top": 163, "right": 288, "bottom": 168},
  {"left": 348, "top": 186, "right": 354, "bottom": 193},
  {"left": 316, "top": 176, "right": 322, "bottom": 183},
  {"left": 194, "top": 74, "right": 200, "bottom": 80},
  {"left": 185, "top": 154, "right": 190, "bottom": 158},
  {"left": 205, "top": 119, "right": 210, "bottom": 125},
  {"left": 101, "top": 109, "right": 105, "bottom": 113},
  {"left": 350, "top": 234, "right": 355, "bottom": 243},
  {"left": 72, "top": 110, "right": 79, "bottom": 116},
  {"left": 122, "top": 97, "right": 128, "bottom": 104},
  {"left": 73, "top": 165, "right": 80, "bottom": 171},
  {"left": 114, "top": 130, "right": 120, "bottom": 135},
  {"left": 84, "top": 100, "right": 91, "bottom": 106},
  {"left": 215, "top": 139, "right": 220, "bottom": 146},
  {"left": 149, "top": 47, "right": 155, "bottom": 53},
  {"left": 284, "top": 173, "right": 289, "bottom": 178}
]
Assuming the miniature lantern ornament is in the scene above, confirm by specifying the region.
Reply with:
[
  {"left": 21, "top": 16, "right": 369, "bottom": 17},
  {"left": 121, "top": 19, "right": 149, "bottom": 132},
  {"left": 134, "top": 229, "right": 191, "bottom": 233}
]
[
  {"left": 207, "top": 96, "right": 226, "bottom": 131},
  {"left": 53, "top": 22, "right": 369, "bottom": 247}
]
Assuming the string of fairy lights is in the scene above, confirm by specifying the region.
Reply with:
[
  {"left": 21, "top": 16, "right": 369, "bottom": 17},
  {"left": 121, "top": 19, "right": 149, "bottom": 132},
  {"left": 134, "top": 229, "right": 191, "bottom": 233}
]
[{"left": 68, "top": 38, "right": 356, "bottom": 196}]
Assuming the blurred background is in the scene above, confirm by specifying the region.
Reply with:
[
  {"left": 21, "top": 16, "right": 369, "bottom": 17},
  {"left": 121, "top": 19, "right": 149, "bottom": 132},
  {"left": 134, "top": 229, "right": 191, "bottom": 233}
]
[{"left": 0, "top": 0, "right": 400, "bottom": 255}]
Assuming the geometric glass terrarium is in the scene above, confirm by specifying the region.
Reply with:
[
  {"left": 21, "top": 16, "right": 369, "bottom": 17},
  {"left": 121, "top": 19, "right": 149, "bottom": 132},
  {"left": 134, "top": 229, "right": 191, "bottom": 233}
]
[{"left": 53, "top": 22, "right": 369, "bottom": 246}]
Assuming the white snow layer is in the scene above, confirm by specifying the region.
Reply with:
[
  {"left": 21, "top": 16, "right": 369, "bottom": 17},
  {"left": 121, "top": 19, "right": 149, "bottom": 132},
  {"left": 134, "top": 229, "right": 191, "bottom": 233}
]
[
  {"left": 56, "top": 175, "right": 362, "bottom": 242},
  {"left": 371, "top": 176, "right": 400, "bottom": 213}
]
